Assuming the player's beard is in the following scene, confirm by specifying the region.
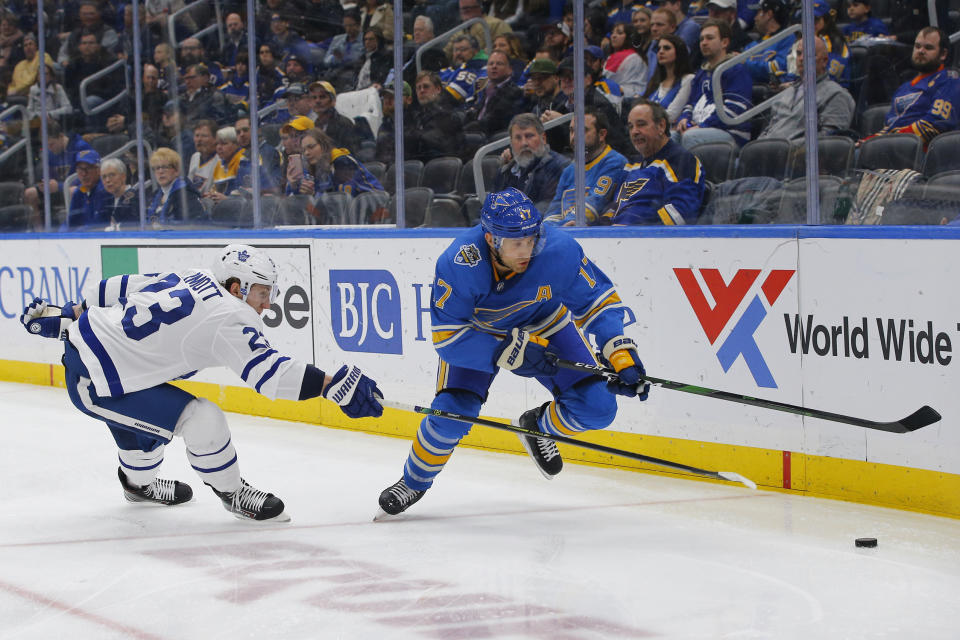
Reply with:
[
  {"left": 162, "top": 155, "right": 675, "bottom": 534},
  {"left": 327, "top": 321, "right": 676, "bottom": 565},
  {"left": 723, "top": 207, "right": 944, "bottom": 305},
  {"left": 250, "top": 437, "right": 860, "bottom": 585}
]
[
  {"left": 913, "top": 56, "right": 941, "bottom": 73},
  {"left": 515, "top": 144, "right": 548, "bottom": 169}
]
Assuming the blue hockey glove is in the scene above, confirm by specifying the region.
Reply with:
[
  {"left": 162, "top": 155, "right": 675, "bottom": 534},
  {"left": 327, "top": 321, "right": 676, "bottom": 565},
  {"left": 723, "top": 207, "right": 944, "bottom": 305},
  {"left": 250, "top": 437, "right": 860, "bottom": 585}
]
[
  {"left": 20, "top": 298, "right": 77, "bottom": 340},
  {"left": 323, "top": 365, "right": 384, "bottom": 419},
  {"left": 495, "top": 328, "right": 560, "bottom": 378},
  {"left": 601, "top": 335, "right": 650, "bottom": 401}
]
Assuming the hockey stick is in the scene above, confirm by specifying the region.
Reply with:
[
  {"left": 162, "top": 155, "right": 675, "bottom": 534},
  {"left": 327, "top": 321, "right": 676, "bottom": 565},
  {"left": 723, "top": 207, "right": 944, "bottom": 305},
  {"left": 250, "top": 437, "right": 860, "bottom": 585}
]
[
  {"left": 555, "top": 359, "right": 941, "bottom": 434},
  {"left": 380, "top": 399, "right": 757, "bottom": 489}
]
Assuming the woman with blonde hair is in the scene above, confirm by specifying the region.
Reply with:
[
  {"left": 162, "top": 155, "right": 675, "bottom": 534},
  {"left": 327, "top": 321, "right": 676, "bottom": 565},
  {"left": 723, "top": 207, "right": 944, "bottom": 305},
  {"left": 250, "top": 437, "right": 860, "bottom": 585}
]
[
  {"left": 146, "top": 147, "right": 204, "bottom": 223},
  {"left": 493, "top": 33, "right": 528, "bottom": 82}
]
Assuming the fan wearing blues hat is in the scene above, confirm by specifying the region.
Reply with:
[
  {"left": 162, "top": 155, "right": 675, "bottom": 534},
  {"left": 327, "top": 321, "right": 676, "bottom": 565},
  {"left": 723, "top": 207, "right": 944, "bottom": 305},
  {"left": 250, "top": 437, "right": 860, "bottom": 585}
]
[{"left": 65, "top": 150, "right": 111, "bottom": 230}]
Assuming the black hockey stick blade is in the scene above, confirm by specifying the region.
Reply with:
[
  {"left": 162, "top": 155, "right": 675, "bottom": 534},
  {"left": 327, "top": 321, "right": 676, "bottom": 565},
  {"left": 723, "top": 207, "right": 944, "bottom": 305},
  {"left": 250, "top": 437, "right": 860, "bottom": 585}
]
[
  {"left": 380, "top": 399, "right": 757, "bottom": 489},
  {"left": 555, "top": 359, "right": 941, "bottom": 434}
]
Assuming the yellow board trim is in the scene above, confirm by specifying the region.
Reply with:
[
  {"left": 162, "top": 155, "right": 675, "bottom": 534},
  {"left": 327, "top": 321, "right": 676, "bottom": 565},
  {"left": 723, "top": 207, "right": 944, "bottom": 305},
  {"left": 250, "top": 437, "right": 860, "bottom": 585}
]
[{"left": 3, "top": 358, "right": 957, "bottom": 519}]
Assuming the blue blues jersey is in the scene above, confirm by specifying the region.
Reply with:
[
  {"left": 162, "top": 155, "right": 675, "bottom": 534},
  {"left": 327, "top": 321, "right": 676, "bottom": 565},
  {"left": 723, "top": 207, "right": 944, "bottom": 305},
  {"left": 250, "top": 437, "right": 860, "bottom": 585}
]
[
  {"left": 681, "top": 61, "right": 753, "bottom": 145},
  {"left": 842, "top": 17, "right": 888, "bottom": 43},
  {"left": 69, "top": 270, "right": 307, "bottom": 400},
  {"left": 743, "top": 32, "right": 795, "bottom": 83},
  {"left": 441, "top": 57, "right": 488, "bottom": 103},
  {"left": 430, "top": 225, "right": 629, "bottom": 373},
  {"left": 881, "top": 67, "right": 960, "bottom": 144},
  {"left": 605, "top": 139, "right": 704, "bottom": 225},
  {"left": 544, "top": 145, "right": 627, "bottom": 224},
  {"left": 65, "top": 181, "right": 111, "bottom": 229}
]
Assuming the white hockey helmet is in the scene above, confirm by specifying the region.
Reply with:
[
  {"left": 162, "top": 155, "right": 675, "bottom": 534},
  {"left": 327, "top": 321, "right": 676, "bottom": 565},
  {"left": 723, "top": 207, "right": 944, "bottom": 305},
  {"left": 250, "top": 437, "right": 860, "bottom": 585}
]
[{"left": 213, "top": 244, "right": 279, "bottom": 302}]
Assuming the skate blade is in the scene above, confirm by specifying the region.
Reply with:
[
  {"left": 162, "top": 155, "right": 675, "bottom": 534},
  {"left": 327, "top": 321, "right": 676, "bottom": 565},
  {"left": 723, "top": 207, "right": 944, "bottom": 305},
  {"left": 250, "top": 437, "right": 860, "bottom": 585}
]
[
  {"left": 123, "top": 493, "right": 194, "bottom": 506},
  {"left": 518, "top": 437, "right": 559, "bottom": 481},
  {"left": 232, "top": 510, "right": 292, "bottom": 524},
  {"left": 373, "top": 508, "right": 407, "bottom": 522}
]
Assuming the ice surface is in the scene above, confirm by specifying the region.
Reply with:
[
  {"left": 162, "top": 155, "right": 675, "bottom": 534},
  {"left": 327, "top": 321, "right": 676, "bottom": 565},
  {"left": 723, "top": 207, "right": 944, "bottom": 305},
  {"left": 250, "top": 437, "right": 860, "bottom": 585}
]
[{"left": 1, "top": 381, "right": 958, "bottom": 639}]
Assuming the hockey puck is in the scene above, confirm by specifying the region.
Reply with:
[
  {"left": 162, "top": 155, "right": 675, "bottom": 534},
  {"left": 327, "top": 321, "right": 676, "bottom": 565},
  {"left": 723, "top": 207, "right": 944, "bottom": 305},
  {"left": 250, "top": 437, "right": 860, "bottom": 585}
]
[{"left": 855, "top": 537, "right": 878, "bottom": 548}]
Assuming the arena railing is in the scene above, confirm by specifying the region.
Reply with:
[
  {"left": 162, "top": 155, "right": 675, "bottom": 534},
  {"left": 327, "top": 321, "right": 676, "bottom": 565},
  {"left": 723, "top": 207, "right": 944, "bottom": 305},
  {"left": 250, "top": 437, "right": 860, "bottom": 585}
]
[
  {"left": 79, "top": 58, "right": 129, "bottom": 116},
  {"left": 0, "top": 104, "right": 33, "bottom": 186},
  {"left": 167, "top": 0, "right": 224, "bottom": 56},
  {"left": 415, "top": 17, "right": 493, "bottom": 74}
]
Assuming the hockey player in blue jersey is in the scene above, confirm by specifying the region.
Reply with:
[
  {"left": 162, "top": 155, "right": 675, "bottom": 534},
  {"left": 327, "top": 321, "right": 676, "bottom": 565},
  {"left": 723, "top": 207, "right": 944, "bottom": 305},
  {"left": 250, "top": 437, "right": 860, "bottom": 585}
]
[
  {"left": 20, "top": 244, "right": 384, "bottom": 522},
  {"left": 377, "top": 188, "right": 650, "bottom": 517}
]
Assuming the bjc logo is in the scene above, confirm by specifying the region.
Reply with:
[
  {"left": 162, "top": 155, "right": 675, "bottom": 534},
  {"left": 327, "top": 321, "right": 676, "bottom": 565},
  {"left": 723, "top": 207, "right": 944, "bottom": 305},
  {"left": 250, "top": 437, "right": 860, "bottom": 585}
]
[
  {"left": 674, "top": 268, "right": 794, "bottom": 388},
  {"left": 329, "top": 270, "right": 402, "bottom": 355}
]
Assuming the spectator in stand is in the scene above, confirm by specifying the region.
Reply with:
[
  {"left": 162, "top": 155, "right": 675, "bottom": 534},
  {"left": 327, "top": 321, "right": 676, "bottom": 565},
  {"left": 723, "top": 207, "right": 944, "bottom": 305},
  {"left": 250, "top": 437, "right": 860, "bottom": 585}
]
[
  {"left": 631, "top": 6, "right": 653, "bottom": 56},
  {"left": 413, "top": 15, "right": 435, "bottom": 48},
  {"left": 58, "top": 2, "right": 119, "bottom": 67},
  {"left": 235, "top": 115, "right": 283, "bottom": 191},
  {"left": 643, "top": 34, "right": 695, "bottom": 123},
  {"left": 654, "top": 0, "right": 700, "bottom": 59},
  {"left": 322, "top": 9, "right": 364, "bottom": 70},
  {"left": 206, "top": 126, "right": 247, "bottom": 202},
  {"left": 465, "top": 50, "right": 529, "bottom": 138},
  {"left": 441, "top": 34, "right": 489, "bottom": 105},
  {"left": 0, "top": 11, "right": 24, "bottom": 92},
  {"left": 187, "top": 119, "right": 219, "bottom": 195},
  {"left": 544, "top": 108, "right": 628, "bottom": 225},
  {"left": 675, "top": 19, "right": 752, "bottom": 148},
  {"left": 842, "top": 1, "right": 888, "bottom": 44},
  {"left": 604, "top": 99, "right": 704, "bottom": 225},
  {"left": 65, "top": 30, "right": 122, "bottom": 127},
  {"left": 279, "top": 115, "right": 313, "bottom": 193},
  {"left": 26, "top": 59, "right": 71, "bottom": 121},
  {"left": 493, "top": 33, "right": 528, "bottom": 83},
  {"left": 292, "top": 128, "right": 384, "bottom": 222},
  {"left": 220, "top": 13, "right": 248, "bottom": 69},
  {"left": 406, "top": 70, "right": 465, "bottom": 162},
  {"left": 256, "top": 44, "right": 286, "bottom": 107},
  {"left": 156, "top": 100, "right": 195, "bottom": 161},
  {"left": 8, "top": 33, "right": 47, "bottom": 99},
  {"left": 527, "top": 58, "right": 566, "bottom": 118},
  {"left": 867, "top": 27, "right": 960, "bottom": 147},
  {"left": 282, "top": 54, "right": 312, "bottom": 86},
  {"left": 646, "top": 8, "right": 677, "bottom": 84},
  {"left": 444, "top": 0, "right": 512, "bottom": 60},
  {"left": 65, "top": 149, "right": 110, "bottom": 229},
  {"left": 759, "top": 36, "right": 855, "bottom": 140},
  {"left": 24, "top": 119, "right": 92, "bottom": 229},
  {"left": 180, "top": 63, "right": 235, "bottom": 125},
  {"left": 585, "top": 46, "right": 624, "bottom": 112},
  {"left": 152, "top": 42, "right": 177, "bottom": 91},
  {"left": 493, "top": 113, "right": 571, "bottom": 207},
  {"left": 99, "top": 157, "right": 140, "bottom": 227},
  {"left": 785, "top": 2, "right": 849, "bottom": 88},
  {"left": 541, "top": 21, "right": 571, "bottom": 62},
  {"left": 543, "top": 57, "right": 631, "bottom": 156},
  {"left": 268, "top": 12, "right": 311, "bottom": 64},
  {"left": 375, "top": 81, "right": 412, "bottom": 164},
  {"left": 178, "top": 38, "right": 223, "bottom": 87},
  {"left": 704, "top": 0, "right": 750, "bottom": 53},
  {"left": 146, "top": 147, "right": 205, "bottom": 224},
  {"left": 742, "top": 0, "right": 794, "bottom": 85},
  {"left": 606, "top": 22, "right": 647, "bottom": 98},
  {"left": 355, "top": 27, "right": 391, "bottom": 91},
  {"left": 106, "top": 63, "right": 169, "bottom": 138},
  {"left": 118, "top": 4, "right": 156, "bottom": 64},
  {"left": 219, "top": 51, "right": 250, "bottom": 106},
  {"left": 275, "top": 83, "right": 317, "bottom": 125},
  {"left": 358, "top": 0, "right": 394, "bottom": 42},
  {"left": 309, "top": 80, "right": 361, "bottom": 153}
]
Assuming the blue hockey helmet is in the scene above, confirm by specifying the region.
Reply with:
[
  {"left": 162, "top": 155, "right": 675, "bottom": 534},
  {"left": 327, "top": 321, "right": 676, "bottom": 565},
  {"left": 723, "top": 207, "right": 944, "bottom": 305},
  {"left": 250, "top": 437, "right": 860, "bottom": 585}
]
[{"left": 480, "top": 188, "right": 546, "bottom": 255}]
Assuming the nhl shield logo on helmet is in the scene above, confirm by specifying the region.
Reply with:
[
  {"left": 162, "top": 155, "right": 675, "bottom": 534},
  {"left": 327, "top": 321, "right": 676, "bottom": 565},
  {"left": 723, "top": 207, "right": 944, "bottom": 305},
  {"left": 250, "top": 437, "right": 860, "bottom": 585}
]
[{"left": 213, "top": 244, "right": 280, "bottom": 303}]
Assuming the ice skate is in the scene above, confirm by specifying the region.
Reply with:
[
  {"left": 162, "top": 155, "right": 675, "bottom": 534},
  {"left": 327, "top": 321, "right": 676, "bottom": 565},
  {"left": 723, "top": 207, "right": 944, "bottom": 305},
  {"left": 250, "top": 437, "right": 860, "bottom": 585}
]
[
  {"left": 375, "top": 477, "right": 426, "bottom": 520},
  {"left": 210, "top": 478, "right": 289, "bottom": 522},
  {"left": 118, "top": 467, "right": 193, "bottom": 505},
  {"left": 517, "top": 402, "right": 563, "bottom": 479}
]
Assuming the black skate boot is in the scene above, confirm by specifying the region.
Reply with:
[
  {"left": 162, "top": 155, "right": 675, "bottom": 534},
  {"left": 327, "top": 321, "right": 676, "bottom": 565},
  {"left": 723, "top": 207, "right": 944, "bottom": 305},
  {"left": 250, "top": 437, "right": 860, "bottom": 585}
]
[
  {"left": 118, "top": 467, "right": 193, "bottom": 505},
  {"left": 376, "top": 477, "right": 426, "bottom": 519},
  {"left": 517, "top": 401, "right": 563, "bottom": 479},
  {"left": 210, "top": 479, "right": 289, "bottom": 522}
]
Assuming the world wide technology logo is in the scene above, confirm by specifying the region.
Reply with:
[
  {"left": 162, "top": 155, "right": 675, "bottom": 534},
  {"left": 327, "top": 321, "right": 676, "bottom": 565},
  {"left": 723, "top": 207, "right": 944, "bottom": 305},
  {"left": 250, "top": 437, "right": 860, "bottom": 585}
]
[{"left": 674, "top": 268, "right": 795, "bottom": 388}]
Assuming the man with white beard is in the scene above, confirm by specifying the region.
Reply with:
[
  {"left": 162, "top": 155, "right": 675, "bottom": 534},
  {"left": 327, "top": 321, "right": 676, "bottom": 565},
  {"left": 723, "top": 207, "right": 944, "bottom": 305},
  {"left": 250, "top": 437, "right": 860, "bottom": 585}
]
[{"left": 492, "top": 113, "right": 570, "bottom": 208}]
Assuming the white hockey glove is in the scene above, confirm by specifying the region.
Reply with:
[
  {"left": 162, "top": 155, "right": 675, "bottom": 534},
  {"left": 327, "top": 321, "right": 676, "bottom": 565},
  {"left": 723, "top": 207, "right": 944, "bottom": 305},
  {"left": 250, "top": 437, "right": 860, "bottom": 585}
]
[{"left": 20, "top": 298, "right": 78, "bottom": 340}]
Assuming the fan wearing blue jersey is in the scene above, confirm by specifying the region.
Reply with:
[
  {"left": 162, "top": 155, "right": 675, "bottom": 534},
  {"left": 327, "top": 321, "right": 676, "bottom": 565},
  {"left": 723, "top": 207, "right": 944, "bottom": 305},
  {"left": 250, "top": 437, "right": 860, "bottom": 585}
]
[
  {"left": 20, "top": 245, "right": 384, "bottom": 522},
  {"left": 377, "top": 188, "right": 651, "bottom": 518}
]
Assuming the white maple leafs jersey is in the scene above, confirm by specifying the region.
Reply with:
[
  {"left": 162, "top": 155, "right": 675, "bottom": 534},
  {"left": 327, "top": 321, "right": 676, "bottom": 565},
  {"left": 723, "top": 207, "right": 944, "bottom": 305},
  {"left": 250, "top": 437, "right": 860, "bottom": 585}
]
[{"left": 68, "top": 269, "right": 306, "bottom": 400}]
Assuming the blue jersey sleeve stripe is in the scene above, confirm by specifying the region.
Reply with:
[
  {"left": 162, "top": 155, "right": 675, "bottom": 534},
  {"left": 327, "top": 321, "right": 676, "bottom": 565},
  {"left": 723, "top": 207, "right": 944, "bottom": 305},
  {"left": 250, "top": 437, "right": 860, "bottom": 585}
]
[
  {"left": 98, "top": 279, "right": 107, "bottom": 307},
  {"left": 188, "top": 438, "right": 232, "bottom": 458},
  {"left": 241, "top": 349, "right": 277, "bottom": 381},
  {"left": 77, "top": 312, "right": 124, "bottom": 397},
  {"left": 191, "top": 454, "right": 238, "bottom": 474},
  {"left": 119, "top": 274, "right": 129, "bottom": 299},
  {"left": 255, "top": 357, "right": 290, "bottom": 393}
]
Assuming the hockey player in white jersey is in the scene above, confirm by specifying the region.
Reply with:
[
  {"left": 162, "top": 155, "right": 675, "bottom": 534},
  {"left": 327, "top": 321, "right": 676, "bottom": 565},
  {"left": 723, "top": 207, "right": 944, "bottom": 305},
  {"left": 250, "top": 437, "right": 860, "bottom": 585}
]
[{"left": 20, "top": 244, "right": 384, "bottom": 522}]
